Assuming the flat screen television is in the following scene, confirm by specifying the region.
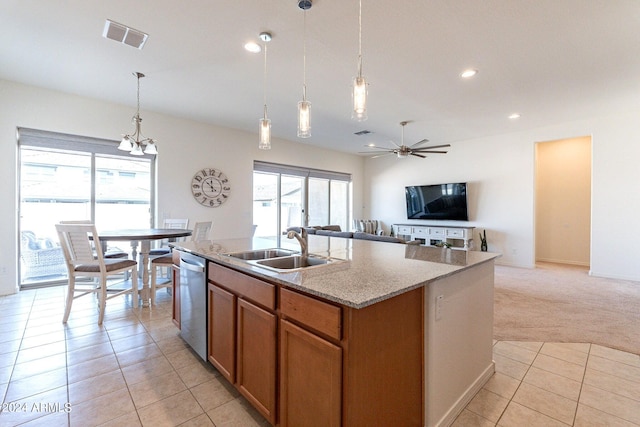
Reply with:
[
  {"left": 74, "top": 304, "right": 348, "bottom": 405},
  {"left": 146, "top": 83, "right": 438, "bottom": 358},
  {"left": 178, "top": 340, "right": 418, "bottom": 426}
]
[{"left": 405, "top": 182, "right": 468, "bottom": 221}]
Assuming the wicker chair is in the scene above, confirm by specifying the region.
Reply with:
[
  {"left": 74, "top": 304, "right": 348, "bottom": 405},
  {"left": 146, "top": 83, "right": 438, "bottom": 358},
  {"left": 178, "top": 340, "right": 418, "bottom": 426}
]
[{"left": 20, "top": 231, "right": 67, "bottom": 280}]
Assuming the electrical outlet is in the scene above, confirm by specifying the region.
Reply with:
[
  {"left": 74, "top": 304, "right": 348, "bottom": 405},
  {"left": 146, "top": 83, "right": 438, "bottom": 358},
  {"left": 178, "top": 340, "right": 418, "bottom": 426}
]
[
  {"left": 0, "top": 266, "right": 6, "bottom": 275},
  {"left": 435, "top": 295, "right": 444, "bottom": 321}
]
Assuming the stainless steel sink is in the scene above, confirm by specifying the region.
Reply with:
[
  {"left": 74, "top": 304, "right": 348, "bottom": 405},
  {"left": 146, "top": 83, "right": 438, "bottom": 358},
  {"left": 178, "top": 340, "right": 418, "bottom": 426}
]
[
  {"left": 253, "top": 255, "right": 329, "bottom": 271},
  {"left": 223, "top": 248, "right": 298, "bottom": 260}
]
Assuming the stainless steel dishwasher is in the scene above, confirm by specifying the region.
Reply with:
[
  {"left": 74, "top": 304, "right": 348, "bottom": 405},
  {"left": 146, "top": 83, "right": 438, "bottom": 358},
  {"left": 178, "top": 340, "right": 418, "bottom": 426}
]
[{"left": 178, "top": 251, "right": 207, "bottom": 361}]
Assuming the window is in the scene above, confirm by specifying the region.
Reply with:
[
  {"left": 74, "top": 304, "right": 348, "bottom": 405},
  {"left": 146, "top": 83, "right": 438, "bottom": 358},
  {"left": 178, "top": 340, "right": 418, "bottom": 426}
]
[
  {"left": 18, "top": 128, "right": 155, "bottom": 287},
  {"left": 252, "top": 161, "right": 351, "bottom": 240}
]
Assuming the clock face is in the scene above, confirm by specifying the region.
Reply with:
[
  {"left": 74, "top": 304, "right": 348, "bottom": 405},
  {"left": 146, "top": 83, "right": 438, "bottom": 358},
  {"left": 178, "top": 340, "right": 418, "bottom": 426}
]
[{"left": 191, "top": 168, "right": 230, "bottom": 207}]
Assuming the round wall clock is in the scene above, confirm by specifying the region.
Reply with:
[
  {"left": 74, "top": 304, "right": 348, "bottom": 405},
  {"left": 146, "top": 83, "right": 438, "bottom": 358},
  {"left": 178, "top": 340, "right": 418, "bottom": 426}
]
[{"left": 191, "top": 168, "right": 231, "bottom": 207}]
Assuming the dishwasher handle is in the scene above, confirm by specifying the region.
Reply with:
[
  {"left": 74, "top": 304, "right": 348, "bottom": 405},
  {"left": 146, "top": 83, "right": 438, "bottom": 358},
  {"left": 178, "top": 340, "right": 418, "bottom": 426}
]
[{"left": 180, "top": 258, "right": 205, "bottom": 273}]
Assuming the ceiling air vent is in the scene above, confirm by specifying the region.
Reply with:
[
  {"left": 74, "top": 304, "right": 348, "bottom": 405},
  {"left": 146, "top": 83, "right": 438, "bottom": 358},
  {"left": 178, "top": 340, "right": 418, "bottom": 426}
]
[
  {"left": 103, "top": 19, "right": 148, "bottom": 49},
  {"left": 354, "top": 130, "right": 372, "bottom": 136}
]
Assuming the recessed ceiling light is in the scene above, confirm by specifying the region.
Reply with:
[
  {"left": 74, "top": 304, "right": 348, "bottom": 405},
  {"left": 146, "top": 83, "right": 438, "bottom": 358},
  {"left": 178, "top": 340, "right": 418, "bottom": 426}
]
[
  {"left": 244, "top": 42, "right": 261, "bottom": 53},
  {"left": 460, "top": 69, "right": 478, "bottom": 79},
  {"left": 508, "top": 113, "right": 521, "bottom": 120}
]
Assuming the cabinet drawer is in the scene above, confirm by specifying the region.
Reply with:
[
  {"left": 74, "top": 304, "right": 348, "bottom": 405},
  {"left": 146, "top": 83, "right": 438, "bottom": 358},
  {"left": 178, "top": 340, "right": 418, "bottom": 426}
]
[
  {"left": 280, "top": 288, "right": 341, "bottom": 340},
  {"left": 397, "top": 226, "right": 412, "bottom": 234},
  {"left": 430, "top": 228, "right": 445, "bottom": 237},
  {"left": 446, "top": 228, "right": 464, "bottom": 238},
  {"left": 209, "top": 262, "right": 275, "bottom": 310},
  {"left": 412, "top": 227, "right": 428, "bottom": 236}
]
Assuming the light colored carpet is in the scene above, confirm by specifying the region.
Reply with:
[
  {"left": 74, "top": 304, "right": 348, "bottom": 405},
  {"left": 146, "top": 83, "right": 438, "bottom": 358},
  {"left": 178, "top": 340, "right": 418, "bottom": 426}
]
[{"left": 494, "top": 262, "right": 640, "bottom": 355}]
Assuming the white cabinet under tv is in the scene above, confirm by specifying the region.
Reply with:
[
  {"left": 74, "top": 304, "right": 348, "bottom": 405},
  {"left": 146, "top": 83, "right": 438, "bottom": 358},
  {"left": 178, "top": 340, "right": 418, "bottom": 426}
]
[{"left": 393, "top": 224, "right": 475, "bottom": 250}]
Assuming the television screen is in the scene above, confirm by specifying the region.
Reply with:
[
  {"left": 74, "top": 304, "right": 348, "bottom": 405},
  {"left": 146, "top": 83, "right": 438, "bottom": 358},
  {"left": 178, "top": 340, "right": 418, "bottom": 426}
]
[{"left": 405, "top": 183, "right": 468, "bottom": 221}]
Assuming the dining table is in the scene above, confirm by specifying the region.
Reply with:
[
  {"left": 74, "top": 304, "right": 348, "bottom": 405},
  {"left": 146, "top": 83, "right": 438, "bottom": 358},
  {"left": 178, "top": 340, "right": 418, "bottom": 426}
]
[{"left": 98, "top": 228, "right": 192, "bottom": 307}]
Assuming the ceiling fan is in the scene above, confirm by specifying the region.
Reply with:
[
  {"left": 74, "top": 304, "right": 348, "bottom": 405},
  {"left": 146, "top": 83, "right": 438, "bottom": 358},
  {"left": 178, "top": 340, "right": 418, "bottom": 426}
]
[{"left": 360, "top": 121, "right": 450, "bottom": 159}]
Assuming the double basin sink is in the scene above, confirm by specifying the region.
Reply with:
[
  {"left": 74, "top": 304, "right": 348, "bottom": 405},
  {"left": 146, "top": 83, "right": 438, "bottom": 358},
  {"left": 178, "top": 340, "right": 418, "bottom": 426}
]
[{"left": 222, "top": 248, "right": 332, "bottom": 272}]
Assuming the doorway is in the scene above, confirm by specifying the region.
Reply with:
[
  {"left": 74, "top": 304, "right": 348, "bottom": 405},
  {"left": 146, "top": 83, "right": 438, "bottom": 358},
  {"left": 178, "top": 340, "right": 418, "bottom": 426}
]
[{"left": 534, "top": 136, "right": 591, "bottom": 266}]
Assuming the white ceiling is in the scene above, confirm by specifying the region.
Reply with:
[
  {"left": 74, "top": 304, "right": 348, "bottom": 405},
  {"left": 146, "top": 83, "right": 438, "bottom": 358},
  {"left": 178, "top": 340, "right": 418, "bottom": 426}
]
[{"left": 2, "top": 0, "right": 640, "bottom": 155}]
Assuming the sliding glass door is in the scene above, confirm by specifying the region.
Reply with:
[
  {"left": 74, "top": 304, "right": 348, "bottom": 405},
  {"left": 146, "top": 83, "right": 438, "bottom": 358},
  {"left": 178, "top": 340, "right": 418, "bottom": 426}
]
[
  {"left": 252, "top": 162, "right": 351, "bottom": 240},
  {"left": 18, "top": 128, "right": 154, "bottom": 287}
]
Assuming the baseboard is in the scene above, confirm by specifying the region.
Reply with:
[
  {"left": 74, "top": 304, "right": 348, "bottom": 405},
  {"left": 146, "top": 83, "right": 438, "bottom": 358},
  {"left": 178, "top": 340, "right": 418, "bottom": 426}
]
[
  {"left": 536, "top": 257, "right": 589, "bottom": 267},
  {"left": 433, "top": 362, "right": 495, "bottom": 427}
]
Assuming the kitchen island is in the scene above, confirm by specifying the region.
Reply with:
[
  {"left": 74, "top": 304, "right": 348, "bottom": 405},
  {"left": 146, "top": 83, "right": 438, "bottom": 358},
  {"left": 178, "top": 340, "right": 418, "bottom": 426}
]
[{"left": 170, "top": 235, "right": 500, "bottom": 427}]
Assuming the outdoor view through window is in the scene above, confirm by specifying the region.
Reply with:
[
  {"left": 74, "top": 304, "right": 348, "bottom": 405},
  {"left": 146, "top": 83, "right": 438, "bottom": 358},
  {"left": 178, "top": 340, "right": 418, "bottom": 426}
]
[{"left": 19, "top": 147, "right": 152, "bottom": 287}]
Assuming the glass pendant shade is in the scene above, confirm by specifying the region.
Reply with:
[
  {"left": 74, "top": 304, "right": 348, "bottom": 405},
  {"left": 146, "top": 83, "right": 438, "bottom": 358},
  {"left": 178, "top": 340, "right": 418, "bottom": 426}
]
[
  {"left": 118, "top": 136, "right": 133, "bottom": 151},
  {"left": 397, "top": 151, "right": 409, "bottom": 159},
  {"left": 259, "top": 116, "right": 271, "bottom": 150},
  {"left": 297, "top": 100, "right": 311, "bottom": 138},
  {"left": 130, "top": 143, "right": 144, "bottom": 156},
  {"left": 352, "top": 75, "right": 368, "bottom": 121},
  {"left": 143, "top": 140, "right": 157, "bottom": 154}
]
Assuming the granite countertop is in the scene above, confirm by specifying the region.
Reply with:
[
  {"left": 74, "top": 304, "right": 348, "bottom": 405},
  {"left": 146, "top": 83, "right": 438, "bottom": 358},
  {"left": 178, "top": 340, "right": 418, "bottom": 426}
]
[{"left": 171, "top": 235, "right": 500, "bottom": 309}]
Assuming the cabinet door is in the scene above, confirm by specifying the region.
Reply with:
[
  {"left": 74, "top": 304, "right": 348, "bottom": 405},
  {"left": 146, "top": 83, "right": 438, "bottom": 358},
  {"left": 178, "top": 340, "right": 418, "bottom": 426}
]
[
  {"left": 171, "top": 266, "right": 180, "bottom": 328},
  {"left": 280, "top": 319, "right": 342, "bottom": 427},
  {"left": 237, "top": 298, "right": 277, "bottom": 424},
  {"left": 208, "top": 283, "right": 236, "bottom": 383}
]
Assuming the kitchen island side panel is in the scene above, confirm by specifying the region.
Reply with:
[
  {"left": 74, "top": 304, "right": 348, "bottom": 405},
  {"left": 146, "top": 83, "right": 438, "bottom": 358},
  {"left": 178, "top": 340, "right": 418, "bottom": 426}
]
[{"left": 425, "top": 260, "right": 496, "bottom": 427}]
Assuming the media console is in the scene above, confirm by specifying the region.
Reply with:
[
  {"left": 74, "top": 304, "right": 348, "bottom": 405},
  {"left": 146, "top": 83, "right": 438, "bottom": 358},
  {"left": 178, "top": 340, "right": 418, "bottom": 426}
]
[{"left": 393, "top": 224, "right": 475, "bottom": 250}]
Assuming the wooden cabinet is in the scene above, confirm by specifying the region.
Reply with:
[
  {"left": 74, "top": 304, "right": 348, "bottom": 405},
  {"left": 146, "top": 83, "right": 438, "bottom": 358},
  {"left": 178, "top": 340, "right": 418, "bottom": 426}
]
[
  {"left": 203, "top": 261, "right": 423, "bottom": 426},
  {"left": 237, "top": 299, "right": 277, "bottom": 421},
  {"left": 280, "top": 288, "right": 343, "bottom": 426},
  {"left": 207, "top": 283, "right": 236, "bottom": 382},
  {"left": 280, "top": 319, "right": 342, "bottom": 427},
  {"left": 207, "top": 263, "right": 277, "bottom": 425}
]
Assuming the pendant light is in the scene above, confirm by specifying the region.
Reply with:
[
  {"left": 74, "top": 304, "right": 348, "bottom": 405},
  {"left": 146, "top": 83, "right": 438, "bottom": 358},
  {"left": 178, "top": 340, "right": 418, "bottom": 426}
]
[
  {"left": 352, "top": 0, "right": 367, "bottom": 121},
  {"left": 118, "top": 72, "right": 157, "bottom": 155},
  {"left": 259, "top": 32, "right": 272, "bottom": 150},
  {"left": 297, "top": 1, "right": 312, "bottom": 138}
]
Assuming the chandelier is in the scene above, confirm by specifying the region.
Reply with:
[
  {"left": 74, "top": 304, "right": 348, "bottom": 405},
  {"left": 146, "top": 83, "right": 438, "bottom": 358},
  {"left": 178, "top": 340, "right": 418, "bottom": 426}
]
[{"left": 118, "top": 72, "right": 157, "bottom": 155}]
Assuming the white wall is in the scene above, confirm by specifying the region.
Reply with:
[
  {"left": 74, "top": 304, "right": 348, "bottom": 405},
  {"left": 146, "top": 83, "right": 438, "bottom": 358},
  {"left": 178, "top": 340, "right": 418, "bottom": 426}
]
[
  {"left": 365, "top": 112, "right": 640, "bottom": 281},
  {"left": 0, "top": 79, "right": 364, "bottom": 296}
]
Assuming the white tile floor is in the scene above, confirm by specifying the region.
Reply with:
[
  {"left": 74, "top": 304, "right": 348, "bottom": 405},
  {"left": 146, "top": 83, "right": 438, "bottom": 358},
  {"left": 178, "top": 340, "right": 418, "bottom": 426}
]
[{"left": 1, "top": 286, "right": 639, "bottom": 426}]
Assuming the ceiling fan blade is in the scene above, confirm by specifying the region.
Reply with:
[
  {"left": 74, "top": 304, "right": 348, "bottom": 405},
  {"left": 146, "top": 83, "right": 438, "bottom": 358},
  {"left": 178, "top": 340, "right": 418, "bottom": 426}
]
[
  {"left": 409, "top": 138, "right": 430, "bottom": 148},
  {"left": 410, "top": 152, "right": 427, "bottom": 158},
  {"left": 413, "top": 144, "right": 451, "bottom": 150},
  {"left": 389, "top": 140, "right": 402, "bottom": 149},
  {"left": 358, "top": 150, "right": 394, "bottom": 154},
  {"left": 412, "top": 150, "right": 448, "bottom": 154},
  {"left": 370, "top": 153, "right": 394, "bottom": 159},
  {"left": 363, "top": 144, "right": 394, "bottom": 150}
]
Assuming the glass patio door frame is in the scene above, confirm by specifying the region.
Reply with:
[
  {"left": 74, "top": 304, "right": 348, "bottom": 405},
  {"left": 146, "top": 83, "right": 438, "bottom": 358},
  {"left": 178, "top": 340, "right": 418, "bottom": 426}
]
[
  {"left": 17, "top": 128, "right": 156, "bottom": 287},
  {"left": 253, "top": 161, "right": 351, "bottom": 243}
]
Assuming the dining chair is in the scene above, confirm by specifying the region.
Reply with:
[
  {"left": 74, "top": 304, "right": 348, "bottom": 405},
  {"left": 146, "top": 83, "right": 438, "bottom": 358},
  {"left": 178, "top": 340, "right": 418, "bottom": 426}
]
[
  {"left": 55, "top": 223, "right": 138, "bottom": 324},
  {"left": 149, "top": 218, "right": 190, "bottom": 257},
  {"left": 149, "top": 221, "right": 212, "bottom": 305},
  {"left": 58, "top": 220, "right": 129, "bottom": 259}
]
